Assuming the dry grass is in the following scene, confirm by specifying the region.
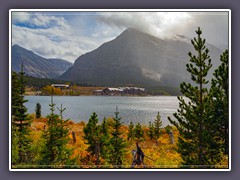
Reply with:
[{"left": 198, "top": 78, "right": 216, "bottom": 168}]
[
  {"left": 30, "top": 118, "right": 182, "bottom": 168},
  {"left": 29, "top": 118, "right": 228, "bottom": 169},
  {"left": 73, "top": 86, "right": 105, "bottom": 96}
]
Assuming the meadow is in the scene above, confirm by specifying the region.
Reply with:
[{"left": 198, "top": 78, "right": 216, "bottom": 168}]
[{"left": 25, "top": 115, "right": 228, "bottom": 169}]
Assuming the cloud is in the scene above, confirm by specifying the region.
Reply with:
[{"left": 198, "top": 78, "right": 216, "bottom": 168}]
[
  {"left": 97, "top": 12, "right": 194, "bottom": 38},
  {"left": 96, "top": 11, "right": 229, "bottom": 50},
  {"left": 186, "top": 12, "right": 229, "bottom": 50},
  {"left": 12, "top": 24, "right": 97, "bottom": 62},
  {"left": 11, "top": 13, "right": 117, "bottom": 63},
  {"left": 12, "top": 12, "right": 70, "bottom": 29},
  {"left": 11, "top": 11, "right": 229, "bottom": 63},
  {"left": 12, "top": 12, "right": 31, "bottom": 23}
]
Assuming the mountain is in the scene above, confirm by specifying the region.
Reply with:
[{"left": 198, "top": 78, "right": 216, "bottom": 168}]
[
  {"left": 60, "top": 28, "right": 223, "bottom": 88},
  {"left": 12, "top": 45, "right": 73, "bottom": 79}
]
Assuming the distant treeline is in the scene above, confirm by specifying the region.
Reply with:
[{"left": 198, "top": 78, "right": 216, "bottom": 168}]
[
  {"left": 24, "top": 74, "right": 181, "bottom": 96},
  {"left": 145, "top": 86, "right": 181, "bottom": 96},
  {"left": 24, "top": 75, "right": 96, "bottom": 90}
]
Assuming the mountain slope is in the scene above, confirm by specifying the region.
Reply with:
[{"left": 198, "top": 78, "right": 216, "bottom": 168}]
[
  {"left": 60, "top": 28, "right": 223, "bottom": 87},
  {"left": 12, "top": 45, "right": 73, "bottom": 79}
]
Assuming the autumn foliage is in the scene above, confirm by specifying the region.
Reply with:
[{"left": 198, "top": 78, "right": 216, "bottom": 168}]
[{"left": 26, "top": 116, "right": 182, "bottom": 168}]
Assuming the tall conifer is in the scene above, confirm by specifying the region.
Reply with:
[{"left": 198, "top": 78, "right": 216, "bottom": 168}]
[
  {"left": 83, "top": 115, "right": 112, "bottom": 165},
  {"left": 83, "top": 112, "right": 104, "bottom": 165},
  {"left": 127, "top": 121, "right": 135, "bottom": 141},
  {"left": 40, "top": 96, "right": 73, "bottom": 167},
  {"left": 147, "top": 121, "right": 155, "bottom": 141},
  {"left": 168, "top": 27, "right": 221, "bottom": 168},
  {"left": 35, "top": 102, "right": 41, "bottom": 119},
  {"left": 99, "top": 117, "right": 110, "bottom": 163},
  {"left": 12, "top": 63, "right": 32, "bottom": 164},
  {"left": 134, "top": 123, "right": 144, "bottom": 142},
  {"left": 108, "top": 106, "right": 126, "bottom": 168},
  {"left": 211, "top": 50, "right": 229, "bottom": 155},
  {"left": 154, "top": 112, "right": 162, "bottom": 145}
]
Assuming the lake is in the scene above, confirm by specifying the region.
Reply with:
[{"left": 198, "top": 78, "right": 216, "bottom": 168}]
[{"left": 25, "top": 96, "right": 180, "bottom": 126}]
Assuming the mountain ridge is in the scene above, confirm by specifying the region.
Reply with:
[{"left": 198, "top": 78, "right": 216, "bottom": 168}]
[
  {"left": 12, "top": 44, "right": 73, "bottom": 79},
  {"left": 60, "top": 28, "right": 222, "bottom": 88}
]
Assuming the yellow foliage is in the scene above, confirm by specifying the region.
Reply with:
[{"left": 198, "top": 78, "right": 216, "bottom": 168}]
[
  {"left": 27, "top": 113, "right": 35, "bottom": 120},
  {"left": 65, "top": 120, "right": 75, "bottom": 125},
  {"left": 42, "top": 85, "right": 62, "bottom": 95},
  {"left": 28, "top": 119, "right": 227, "bottom": 169},
  {"left": 215, "top": 154, "right": 229, "bottom": 168},
  {"left": 77, "top": 121, "right": 86, "bottom": 126}
]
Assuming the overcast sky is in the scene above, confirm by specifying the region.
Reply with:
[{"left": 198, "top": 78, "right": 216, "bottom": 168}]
[{"left": 11, "top": 10, "right": 229, "bottom": 63}]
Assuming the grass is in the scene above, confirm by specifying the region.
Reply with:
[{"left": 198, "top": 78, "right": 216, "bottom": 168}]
[
  {"left": 28, "top": 117, "right": 183, "bottom": 168},
  {"left": 15, "top": 116, "right": 228, "bottom": 169}
]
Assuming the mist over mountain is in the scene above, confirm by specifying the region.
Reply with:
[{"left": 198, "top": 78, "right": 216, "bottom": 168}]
[
  {"left": 60, "top": 28, "right": 222, "bottom": 88},
  {"left": 12, "top": 45, "right": 73, "bottom": 79}
]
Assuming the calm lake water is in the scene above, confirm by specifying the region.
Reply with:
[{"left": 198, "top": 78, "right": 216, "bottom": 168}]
[{"left": 25, "top": 96, "right": 179, "bottom": 126}]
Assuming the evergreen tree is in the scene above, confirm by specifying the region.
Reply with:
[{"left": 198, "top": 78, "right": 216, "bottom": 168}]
[
  {"left": 168, "top": 27, "right": 221, "bottom": 168},
  {"left": 127, "top": 121, "right": 135, "bottom": 141},
  {"left": 83, "top": 115, "right": 112, "bottom": 165},
  {"left": 165, "top": 125, "right": 172, "bottom": 134},
  {"left": 211, "top": 50, "right": 229, "bottom": 155},
  {"left": 99, "top": 117, "right": 110, "bottom": 162},
  {"left": 12, "top": 63, "right": 32, "bottom": 164},
  {"left": 108, "top": 106, "right": 126, "bottom": 168},
  {"left": 134, "top": 123, "right": 144, "bottom": 142},
  {"left": 12, "top": 72, "right": 20, "bottom": 118},
  {"left": 12, "top": 71, "right": 20, "bottom": 164},
  {"left": 35, "top": 102, "right": 41, "bottom": 119},
  {"left": 154, "top": 112, "right": 162, "bottom": 145},
  {"left": 40, "top": 96, "right": 73, "bottom": 167},
  {"left": 83, "top": 112, "right": 101, "bottom": 165},
  {"left": 147, "top": 121, "right": 155, "bottom": 141}
]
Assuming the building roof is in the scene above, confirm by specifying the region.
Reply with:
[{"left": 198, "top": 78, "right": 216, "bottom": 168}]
[
  {"left": 105, "top": 88, "right": 120, "bottom": 91},
  {"left": 51, "top": 84, "right": 70, "bottom": 87},
  {"left": 93, "top": 90, "right": 103, "bottom": 92},
  {"left": 101, "top": 87, "right": 146, "bottom": 92}
]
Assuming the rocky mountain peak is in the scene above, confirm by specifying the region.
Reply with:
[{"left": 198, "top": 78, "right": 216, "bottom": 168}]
[
  {"left": 60, "top": 28, "right": 222, "bottom": 87},
  {"left": 12, "top": 45, "right": 73, "bottom": 79}
]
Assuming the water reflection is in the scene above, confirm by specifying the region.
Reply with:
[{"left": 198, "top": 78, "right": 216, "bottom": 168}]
[{"left": 25, "top": 96, "right": 179, "bottom": 126}]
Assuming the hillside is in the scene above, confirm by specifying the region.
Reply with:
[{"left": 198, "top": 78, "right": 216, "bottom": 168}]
[
  {"left": 12, "top": 45, "right": 73, "bottom": 79},
  {"left": 60, "top": 28, "right": 222, "bottom": 88}
]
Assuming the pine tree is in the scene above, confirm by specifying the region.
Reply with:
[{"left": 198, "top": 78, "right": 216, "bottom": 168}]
[
  {"left": 147, "top": 121, "right": 155, "bottom": 141},
  {"left": 127, "top": 121, "right": 135, "bottom": 141},
  {"left": 108, "top": 106, "right": 126, "bottom": 168},
  {"left": 83, "top": 115, "right": 112, "bottom": 165},
  {"left": 12, "top": 63, "right": 32, "bottom": 164},
  {"left": 35, "top": 102, "right": 41, "bottom": 119},
  {"left": 211, "top": 50, "right": 229, "bottom": 155},
  {"left": 134, "top": 123, "right": 144, "bottom": 142},
  {"left": 168, "top": 27, "right": 221, "bottom": 168},
  {"left": 12, "top": 71, "right": 20, "bottom": 164},
  {"left": 83, "top": 112, "right": 101, "bottom": 165},
  {"left": 40, "top": 96, "right": 73, "bottom": 168},
  {"left": 12, "top": 72, "right": 20, "bottom": 118},
  {"left": 154, "top": 112, "right": 162, "bottom": 145},
  {"left": 99, "top": 117, "right": 110, "bottom": 162}
]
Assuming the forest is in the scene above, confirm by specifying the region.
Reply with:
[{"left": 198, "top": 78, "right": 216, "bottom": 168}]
[{"left": 11, "top": 27, "right": 229, "bottom": 169}]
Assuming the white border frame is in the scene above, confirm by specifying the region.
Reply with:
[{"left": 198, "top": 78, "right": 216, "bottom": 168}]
[{"left": 9, "top": 9, "right": 231, "bottom": 172}]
